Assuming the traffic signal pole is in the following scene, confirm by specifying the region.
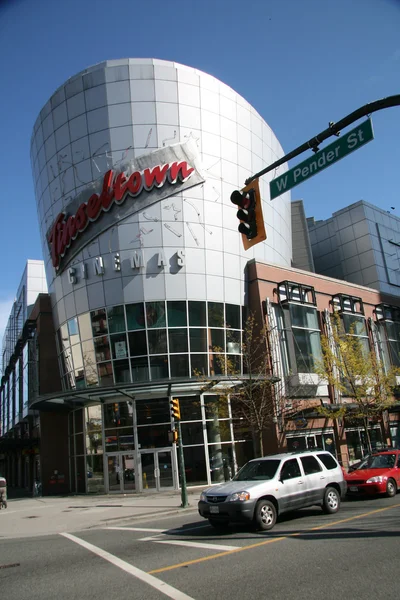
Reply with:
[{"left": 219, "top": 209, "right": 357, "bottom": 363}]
[
  {"left": 245, "top": 94, "right": 400, "bottom": 186},
  {"left": 177, "top": 420, "right": 189, "bottom": 508},
  {"left": 170, "top": 398, "right": 189, "bottom": 508}
]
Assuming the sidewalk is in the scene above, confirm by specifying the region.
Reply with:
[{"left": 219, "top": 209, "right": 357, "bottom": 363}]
[{"left": 0, "top": 489, "right": 202, "bottom": 539}]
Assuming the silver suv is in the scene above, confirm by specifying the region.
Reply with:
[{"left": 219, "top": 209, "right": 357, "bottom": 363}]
[{"left": 198, "top": 450, "right": 347, "bottom": 531}]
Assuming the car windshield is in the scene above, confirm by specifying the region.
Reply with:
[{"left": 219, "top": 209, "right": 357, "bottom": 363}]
[
  {"left": 233, "top": 459, "right": 280, "bottom": 481},
  {"left": 357, "top": 454, "right": 396, "bottom": 470}
]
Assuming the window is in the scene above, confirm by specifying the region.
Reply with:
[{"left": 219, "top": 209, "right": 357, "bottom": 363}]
[
  {"left": 317, "top": 453, "right": 338, "bottom": 470},
  {"left": 167, "top": 301, "right": 187, "bottom": 327},
  {"left": 126, "top": 303, "right": 145, "bottom": 330},
  {"left": 189, "top": 301, "right": 206, "bottom": 326},
  {"left": 280, "top": 458, "right": 301, "bottom": 480},
  {"left": 289, "top": 304, "right": 322, "bottom": 373},
  {"left": 300, "top": 455, "right": 322, "bottom": 474},
  {"left": 342, "top": 314, "right": 370, "bottom": 356},
  {"left": 107, "top": 306, "right": 126, "bottom": 333},
  {"left": 208, "top": 302, "right": 224, "bottom": 327},
  {"left": 146, "top": 302, "right": 166, "bottom": 328}
]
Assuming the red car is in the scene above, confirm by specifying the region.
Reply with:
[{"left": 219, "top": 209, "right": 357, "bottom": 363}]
[{"left": 345, "top": 450, "right": 400, "bottom": 497}]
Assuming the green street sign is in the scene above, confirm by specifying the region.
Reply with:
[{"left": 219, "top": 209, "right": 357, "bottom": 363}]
[{"left": 269, "top": 119, "right": 374, "bottom": 200}]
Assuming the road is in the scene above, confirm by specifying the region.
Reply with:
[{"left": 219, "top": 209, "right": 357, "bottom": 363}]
[{"left": 1, "top": 495, "right": 400, "bottom": 600}]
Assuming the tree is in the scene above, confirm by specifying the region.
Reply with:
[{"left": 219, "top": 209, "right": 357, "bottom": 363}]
[
  {"left": 200, "top": 314, "right": 296, "bottom": 457},
  {"left": 315, "top": 313, "right": 399, "bottom": 455}
]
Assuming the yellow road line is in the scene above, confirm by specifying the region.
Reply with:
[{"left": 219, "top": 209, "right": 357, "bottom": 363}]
[{"left": 148, "top": 502, "right": 400, "bottom": 574}]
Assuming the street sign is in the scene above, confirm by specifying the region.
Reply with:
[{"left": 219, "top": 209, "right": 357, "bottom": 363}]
[{"left": 269, "top": 119, "right": 374, "bottom": 200}]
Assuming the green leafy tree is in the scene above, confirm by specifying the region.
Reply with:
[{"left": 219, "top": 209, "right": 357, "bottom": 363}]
[{"left": 315, "top": 313, "right": 399, "bottom": 455}]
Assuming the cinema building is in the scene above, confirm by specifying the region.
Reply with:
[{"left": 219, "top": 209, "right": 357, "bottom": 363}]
[{"left": 9, "top": 58, "right": 397, "bottom": 495}]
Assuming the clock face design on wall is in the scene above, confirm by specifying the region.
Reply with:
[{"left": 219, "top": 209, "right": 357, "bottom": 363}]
[{"left": 376, "top": 223, "right": 400, "bottom": 287}]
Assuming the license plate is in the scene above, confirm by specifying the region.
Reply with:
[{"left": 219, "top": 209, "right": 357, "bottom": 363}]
[
  {"left": 210, "top": 506, "right": 219, "bottom": 514},
  {"left": 349, "top": 486, "right": 358, "bottom": 492}
]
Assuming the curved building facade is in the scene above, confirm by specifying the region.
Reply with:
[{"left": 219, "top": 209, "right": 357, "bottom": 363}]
[{"left": 30, "top": 59, "right": 291, "bottom": 493}]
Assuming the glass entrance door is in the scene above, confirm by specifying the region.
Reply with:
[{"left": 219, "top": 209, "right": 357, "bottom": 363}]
[
  {"left": 106, "top": 452, "right": 136, "bottom": 492},
  {"left": 140, "top": 449, "right": 174, "bottom": 491}
]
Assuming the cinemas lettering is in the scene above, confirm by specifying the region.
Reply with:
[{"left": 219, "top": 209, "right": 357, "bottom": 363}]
[{"left": 48, "top": 161, "right": 194, "bottom": 269}]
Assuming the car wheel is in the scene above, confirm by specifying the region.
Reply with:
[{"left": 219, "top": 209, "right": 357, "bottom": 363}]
[
  {"left": 386, "top": 478, "right": 397, "bottom": 498},
  {"left": 208, "top": 519, "right": 230, "bottom": 530},
  {"left": 322, "top": 487, "right": 340, "bottom": 514},
  {"left": 254, "top": 499, "right": 277, "bottom": 531}
]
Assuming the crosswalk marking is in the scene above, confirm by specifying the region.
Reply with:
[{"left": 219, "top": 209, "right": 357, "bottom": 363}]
[
  {"left": 154, "top": 539, "right": 239, "bottom": 551},
  {"left": 106, "top": 527, "right": 165, "bottom": 533}
]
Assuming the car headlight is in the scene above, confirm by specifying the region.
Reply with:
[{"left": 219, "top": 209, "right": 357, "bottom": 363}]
[
  {"left": 366, "top": 476, "right": 384, "bottom": 483},
  {"left": 200, "top": 492, "right": 207, "bottom": 501},
  {"left": 228, "top": 491, "right": 250, "bottom": 502}
]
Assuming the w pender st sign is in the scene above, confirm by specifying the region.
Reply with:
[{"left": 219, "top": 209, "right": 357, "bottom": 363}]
[{"left": 269, "top": 119, "right": 374, "bottom": 200}]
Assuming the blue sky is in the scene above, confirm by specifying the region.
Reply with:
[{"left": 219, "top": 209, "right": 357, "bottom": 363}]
[{"left": 0, "top": 0, "right": 399, "bottom": 333}]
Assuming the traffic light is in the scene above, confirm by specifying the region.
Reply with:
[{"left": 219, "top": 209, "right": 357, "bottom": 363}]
[
  {"left": 230, "top": 178, "right": 266, "bottom": 250},
  {"left": 170, "top": 398, "right": 181, "bottom": 420}
]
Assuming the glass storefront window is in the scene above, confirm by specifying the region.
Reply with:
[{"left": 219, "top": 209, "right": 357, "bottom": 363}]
[
  {"left": 168, "top": 329, "right": 188, "bottom": 353},
  {"left": 107, "top": 305, "right": 126, "bottom": 333},
  {"left": 179, "top": 396, "right": 201, "bottom": 421},
  {"left": 208, "top": 444, "right": 234, "bottom": 483},
  {"left": 104, "top": 402, "right": 134, "bottom": 428},
  {"left": 170, "top": 355, "right": 189, "bottom": 378},
  {"left": 126, "top": 303, "right": 145, "bottom": 330},
  {"left": 128, "top": 331, "right": 148, "bottom": 356},
  {"left": 74, "top": 409, "right": 84, "bottom": 433},
  {"left": 208, "top": 302, "right": 224, "bottom": 327},
  {"left": 180, "top": 422, "right": 204, "bottom": 445},
  {"left": 206, "top": 419, "right": 231, "bottom": 443},
  {"left": 76, "top": 455, "right": 86, "bottom": 493},
  {"left": 98, "top": 362, "right": 113, "bottom": 386},
  {"left": 78, "top": 313, "right": 92, "bottom": 342},
  {"left": 390, "top": 423, "right": 400, "bottom": 449},
  {"left": 131, "top": 357, "right": 149, "bottom": 381},
  {"left": 104, "top": 428, "right": 137, "bottom": 452},
  {"left": 137, "top": 424, "right": 170, "bottom": 448},
  {"left": 91, "top": 309, "right": 108, "bottom": 336},
  {"left": 205, "top": 395, "right": 229, "bottom": 419},
  {"left": 234, "top": 441, "right": 254, "bottom": 471},
  {"left": 183, "top": 446, "right": 208, "bottom": 485},
  {"left": 167, "top": 301, "right": 187, "bottom": 327},
  {"left": 225, "top": 304, "right": 240, "bottom": 329},
  {"left": 86, "top": 454, "right": 104, "bottom": 493},
  {"left": 146, "top": 302, "right": 166, "bottom": 328},
  {"left": 189, "top": 301, "right": 206, "bottom": 326},
  {"left": 113, "top": 359, "right": 131, "bottom": 383},
  {"left": 136, "top": 398, "right": 170, "bottom": 425},
  {"left": 94, "top": 336, "right": 111, "bottom": 362},
  {"left": 148, "top": 330, "right": 167, "bottom": 354},
  {"left": 110, "top": 333, "right": 128, "bottom": 359},
  {"left": 75, "top": 433, "right": 85, "bottom": 455},
  {"left": 85, "top": 406, "right": 103, "bottom": 454},
  {"left": 190, "top": 354, "right": 208, "bottom": 376}
]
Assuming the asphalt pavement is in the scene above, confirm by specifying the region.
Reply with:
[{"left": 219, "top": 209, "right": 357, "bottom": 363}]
[
  {"left": 1, "top": 493, "right": 400, "bottom": 600},
  {"left": 0, "top": 488, "right": 201, "bottom": 539}
]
